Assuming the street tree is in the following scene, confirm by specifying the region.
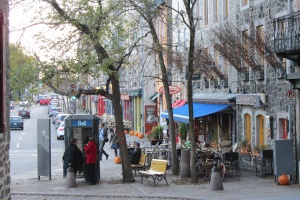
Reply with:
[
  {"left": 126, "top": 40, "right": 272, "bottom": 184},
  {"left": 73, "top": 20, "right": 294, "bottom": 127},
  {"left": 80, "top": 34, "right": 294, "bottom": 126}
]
[
  {"left": 128, "top": 0, "right": 179, "bottom": 175},
  {"left": 128, "top": 0, "right": 200, "bottom": 182},
  {"left": 9, "top": 43, "right": 39, "bottom": 100},
  {"left": 11, "top": 0, "right": 149, "bottom": 182}
]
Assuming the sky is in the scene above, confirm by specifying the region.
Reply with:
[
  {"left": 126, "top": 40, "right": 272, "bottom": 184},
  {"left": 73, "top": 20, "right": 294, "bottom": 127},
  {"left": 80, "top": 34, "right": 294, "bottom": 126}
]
[
  {"left": 9, "top": 1, "right": 77, "bottom": 60},
  {"left": 9, "top": 2, "right": 35, "bottom": 50}
]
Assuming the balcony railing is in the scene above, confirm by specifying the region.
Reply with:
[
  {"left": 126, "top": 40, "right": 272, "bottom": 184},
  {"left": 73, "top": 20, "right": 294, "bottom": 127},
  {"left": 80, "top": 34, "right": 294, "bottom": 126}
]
[{"left": 273, "top": 11, "right": 300, "bottom": 62}]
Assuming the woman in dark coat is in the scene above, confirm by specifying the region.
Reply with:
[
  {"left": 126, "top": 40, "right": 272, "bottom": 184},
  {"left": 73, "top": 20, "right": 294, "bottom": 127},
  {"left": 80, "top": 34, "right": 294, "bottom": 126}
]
[
  {"left": 63, "top": 138, "right": 84, "bottom": 177},
  {"left": 84, "top": 137, "right": 98, "bottom": 185},
  {"left": 129, "top": 142, "right": 141, "bottom": 165}
]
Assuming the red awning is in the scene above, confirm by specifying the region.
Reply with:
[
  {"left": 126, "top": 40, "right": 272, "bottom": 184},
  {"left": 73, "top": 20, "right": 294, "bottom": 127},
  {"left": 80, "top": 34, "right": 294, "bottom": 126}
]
[
  {"left": 176, "top": 100, "right": 187, "bottom": 108},
  {"left": 172, "top": 100, "right": 181, "bottom": 108}
]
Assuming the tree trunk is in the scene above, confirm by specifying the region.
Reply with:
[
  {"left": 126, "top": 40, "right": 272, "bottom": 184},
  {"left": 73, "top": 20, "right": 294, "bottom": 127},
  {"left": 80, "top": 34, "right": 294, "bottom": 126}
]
[
  {"left": 111, "top": 70, "right": 135, "bottom": 182},
  {"left": 183, "top": 0, "right": 197, "bottom": 183}
]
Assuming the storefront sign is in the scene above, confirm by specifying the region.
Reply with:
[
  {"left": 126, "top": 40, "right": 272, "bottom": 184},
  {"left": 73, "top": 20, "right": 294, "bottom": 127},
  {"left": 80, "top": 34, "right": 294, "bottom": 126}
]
[
  {"left": 72, "top": 120, "right": 92, "bottom": 127},
  {"left": 159, "top": 85, "right": 181, "bottom": 94},
  {"left": 236, "top": 94, "right": 260, "bottom": 105}
]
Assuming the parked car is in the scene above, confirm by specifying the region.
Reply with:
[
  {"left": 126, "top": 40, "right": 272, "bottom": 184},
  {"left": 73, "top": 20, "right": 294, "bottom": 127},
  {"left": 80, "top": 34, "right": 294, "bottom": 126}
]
[
  {"left": 49, "top": 107, "right": 61, "bottom": 117},
  {"left": 56, "top": 122, "right": 65, "bottom": 140},
  {"left": 49, "top": 99, "right": 60, "bottom": 106},
  {"left": 18, "top": 108, "right": 31, "bottom": 118},
  {"left": 10, "top": 101, "right": 14, "bottom": 109},
  {"left": 10, "top": 116, "right": 24, "bottom": 130},
  {"left": 19, "top": 100, "right": 29, "bottom": 107},
  {"left": 48, "top": 104, "right": 59, "bottom": 114},
  {"left": 55, "top": 114, "right": 70, "bottom": 129},
  {"left": 52, "top": 112, "right": 63, "bottom": 124},
  {"left": 51, "top": 94, "right": 59, "bottom": 100},
  {"left": 39, "top": 96, "right": 50, "bottom": 105}
]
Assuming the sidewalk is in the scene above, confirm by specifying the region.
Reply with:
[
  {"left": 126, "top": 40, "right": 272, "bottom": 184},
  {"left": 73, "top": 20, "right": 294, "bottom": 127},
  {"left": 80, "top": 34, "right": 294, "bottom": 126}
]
[{"left": 10, "top": 133, "right": 300, "bottom": 200}]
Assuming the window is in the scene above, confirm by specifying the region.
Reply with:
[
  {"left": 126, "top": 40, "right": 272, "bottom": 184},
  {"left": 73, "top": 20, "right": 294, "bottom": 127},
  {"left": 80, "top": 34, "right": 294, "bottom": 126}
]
[
  {"left": 204, "top": 0, "right": 208, "bottom": 25},
  {"left": 223, "top": 57, "right": 228, "bottom": 75},
  {"left": 244, "top": 114, "right": 251, "bottom": 142},
  {"left": 213, "top": 0, "right": 218, "bottom": 22},
  {"left": 256, "top": 25, "right": 264, "bottom": 66},
  {"left": 214, "top": 46, "right": 219, "bottom": 66},
  {"left": 256, "top": 115, "right": 265, "bottom": 145},
  {"left": 223, "top": 0, "right": 228, "bottom": 19},
  {"left": 241, "top": 0, "right": 248, "bottom": 7},
  {"left": 242, "top": 30, "right": 249, "bottom": 70}
]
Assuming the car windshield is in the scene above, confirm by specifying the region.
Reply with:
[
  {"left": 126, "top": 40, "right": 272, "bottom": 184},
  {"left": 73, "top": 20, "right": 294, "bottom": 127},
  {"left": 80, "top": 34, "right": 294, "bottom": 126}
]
[
  {"left": 19, "top": 108, "right": 29, "bottom": 111},
  {"left": 52, "top": 108, "right": 60, "bottom": 111},
  {"left": 11, "top": 117, "right": 22, "bottom": 121},
  {"left": 61, "top": 115, "right": 68, "bottom": 120}
]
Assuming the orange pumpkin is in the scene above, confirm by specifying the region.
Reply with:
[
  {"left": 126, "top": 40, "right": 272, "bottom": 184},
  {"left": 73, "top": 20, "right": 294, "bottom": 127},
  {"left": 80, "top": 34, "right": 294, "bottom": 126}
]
[
  {"left": 129, "top": 130, "right": 134, "bottom": 136},
  {"left": 135, "top": 131, "right": 139, "bottom": 136},
  {"left": 278, "top": 174, "right": 289, "bottom": 185},
  {"left": 138, "top": 133, "right": 144, "bottom": 139},
  {"left": 114, "top": 156, "right": 121, "bottom": 164}
]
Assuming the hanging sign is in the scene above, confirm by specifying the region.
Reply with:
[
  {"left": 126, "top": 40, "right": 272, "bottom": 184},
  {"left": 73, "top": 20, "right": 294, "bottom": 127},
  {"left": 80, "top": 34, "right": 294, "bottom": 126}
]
[{"left": 159, "top": 85, "right": 181, "bottom": 94}]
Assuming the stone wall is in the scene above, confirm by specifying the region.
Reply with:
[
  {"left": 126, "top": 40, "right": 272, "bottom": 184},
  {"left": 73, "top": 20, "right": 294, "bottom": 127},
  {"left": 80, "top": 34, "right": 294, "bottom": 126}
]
[{"left": 0, "top": 0, "right": 11, "bottom": 200}]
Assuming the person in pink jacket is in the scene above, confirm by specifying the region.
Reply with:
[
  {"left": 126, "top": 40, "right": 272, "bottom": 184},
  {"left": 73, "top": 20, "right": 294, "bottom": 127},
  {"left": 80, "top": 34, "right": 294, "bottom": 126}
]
[{"left": 84, "top": 137, "right": 98, "bottom": 185}]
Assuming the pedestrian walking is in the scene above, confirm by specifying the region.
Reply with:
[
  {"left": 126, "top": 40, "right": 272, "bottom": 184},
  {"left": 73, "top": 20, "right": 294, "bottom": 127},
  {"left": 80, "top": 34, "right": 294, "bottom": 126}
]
[
  {"left": 99, "top": 123, "right": 109, "bottom": 161},
  {"left": 63, "top": 138, "right": 84, "bottom": 177},
  {"left": 109, "top": 126, "right": 119, "bottom": 157},
  {"left": 84, "top": 137, "right": 98, "bottom": 185}
]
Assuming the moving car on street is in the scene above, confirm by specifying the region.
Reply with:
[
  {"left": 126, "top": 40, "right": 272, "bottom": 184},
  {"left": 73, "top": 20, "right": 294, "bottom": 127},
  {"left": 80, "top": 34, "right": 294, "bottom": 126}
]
[
  {"left": 39, "top": 96, "right": 50, "bottom": 105},
  {"left": 10, "top": 116, "right": 24, "bottom": 130},
  {"left": 19, "top": 100, "right": 29, "bottom": 107},
  {"left": 18, "top": 108, "right": 31, "bottom": 118}
]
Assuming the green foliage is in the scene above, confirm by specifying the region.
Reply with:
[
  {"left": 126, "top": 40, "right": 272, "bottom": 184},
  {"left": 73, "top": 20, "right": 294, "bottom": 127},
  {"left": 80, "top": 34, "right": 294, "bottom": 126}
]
[
  {"left": 179, "top": 123, "right": 187, "bottom": 140},
  {"left": 9, "top": 43, "right": 39, "bottom": 99},
  {"left": 147, "top": 125, "right": 163, "bottom": 140}
]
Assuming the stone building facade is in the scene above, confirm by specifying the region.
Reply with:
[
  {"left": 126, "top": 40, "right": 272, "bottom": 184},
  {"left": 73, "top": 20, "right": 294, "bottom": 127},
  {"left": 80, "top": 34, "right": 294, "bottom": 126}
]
[
  {"left": 0, "top": 0, "right": 11, "bottom": 199},
  {"left": 193, "top": 0, "right": 299, "bottom": 174}
]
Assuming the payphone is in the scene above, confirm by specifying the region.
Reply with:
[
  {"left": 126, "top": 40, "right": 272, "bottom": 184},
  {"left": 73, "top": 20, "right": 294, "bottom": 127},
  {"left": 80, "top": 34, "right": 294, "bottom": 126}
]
[{"left": 64, "top": 114, "right": 100, "bottom": 181}]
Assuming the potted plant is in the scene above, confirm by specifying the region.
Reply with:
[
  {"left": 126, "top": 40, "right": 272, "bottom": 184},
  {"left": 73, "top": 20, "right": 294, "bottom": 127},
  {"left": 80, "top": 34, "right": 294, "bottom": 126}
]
[
  {"left": 179, "top": 122, "right": 187, "bottom": 140},
  {"left": 147, "top": 125, "right": 163, "bottom": 145}
]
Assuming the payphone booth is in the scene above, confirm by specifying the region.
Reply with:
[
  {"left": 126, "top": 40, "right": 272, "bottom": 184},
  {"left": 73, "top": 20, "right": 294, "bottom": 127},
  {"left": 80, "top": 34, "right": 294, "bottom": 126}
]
[{"left": 64, "top": 114, "right": 100, "bottom": 181}]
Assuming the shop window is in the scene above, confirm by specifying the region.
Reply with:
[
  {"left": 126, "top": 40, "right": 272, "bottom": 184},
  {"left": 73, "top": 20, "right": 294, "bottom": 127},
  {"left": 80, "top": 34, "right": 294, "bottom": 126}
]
[
  {"left": 244, "top": 113, "right": 251, "bottom": 142},
  {"left": 204, "top": 0, "right": 208, "bottom": 25}
]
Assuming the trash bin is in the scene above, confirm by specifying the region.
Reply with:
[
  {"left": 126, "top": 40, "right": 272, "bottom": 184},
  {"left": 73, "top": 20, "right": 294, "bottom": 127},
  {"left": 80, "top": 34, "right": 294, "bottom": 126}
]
[{"left": 180, "top": 149, "right": 191, "bottom": 178}]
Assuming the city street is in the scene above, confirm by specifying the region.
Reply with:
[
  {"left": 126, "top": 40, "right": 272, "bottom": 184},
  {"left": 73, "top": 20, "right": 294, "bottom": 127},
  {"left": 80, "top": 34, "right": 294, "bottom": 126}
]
[{"left": 10, "top": 102, "right": 65, "bottom": 180}]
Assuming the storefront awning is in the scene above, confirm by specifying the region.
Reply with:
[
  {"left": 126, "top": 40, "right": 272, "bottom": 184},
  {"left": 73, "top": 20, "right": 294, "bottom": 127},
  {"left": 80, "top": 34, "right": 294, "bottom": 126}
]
[
  {"left": 176, "top": 100, "right": 187, "bottom": 107},
  {"left": 172, "top": 99, "right": 182, "bottom": 108},
  {"left": 160, "top": 103, "right": 231, "bottom": 123},
  {"left": 150, "top": 93, "right": 160, "bottom": 101}
]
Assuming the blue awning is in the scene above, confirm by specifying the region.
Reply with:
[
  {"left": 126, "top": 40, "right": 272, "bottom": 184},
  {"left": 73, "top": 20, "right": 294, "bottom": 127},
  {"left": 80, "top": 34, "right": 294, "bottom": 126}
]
[{"left": 160, "top": 103, "right": 231, "bottom": 123}]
